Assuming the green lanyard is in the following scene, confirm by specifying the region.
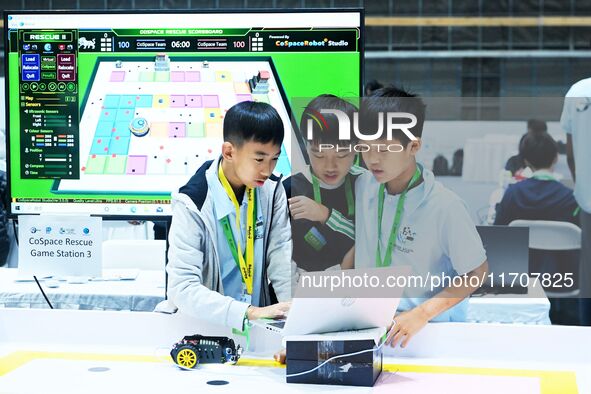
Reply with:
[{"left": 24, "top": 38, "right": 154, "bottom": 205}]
[
  {"left": 311, "top": 172, "right": 355, "bottom": 217},
  {"left": 232, "top": 322, "right": 251, "bottom": 352},
  {"left": 376, "top": 167, "right": 422, "bottom": 268},
  {"left": 219, "top": 188, "right": 257, "bottom": 293},
  {"left": 531, "top": 174, "right": 556, "bottom": 181}
]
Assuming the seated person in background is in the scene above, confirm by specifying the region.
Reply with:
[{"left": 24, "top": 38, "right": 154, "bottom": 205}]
[
  {"left": 495, "top": 132, "right": 580, "bottom": 226},
  {"left": 164, "top": 101, "right": 292, "bottom": 331},
  {"left": 284, "top": 95, "right": 363, "bottom": 271},
  {"left": 505, "top": 119, "right": 548, "bottom": 176},
  {"left": 449, "top": 149, "right": 464, "bottom": 176},
  {"left": 496, "top": 132, "right": 581, "bottom": 324}
]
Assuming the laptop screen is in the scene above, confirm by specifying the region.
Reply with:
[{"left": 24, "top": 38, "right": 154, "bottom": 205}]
[{"left": 476, "top": 225, "right": 529, "bottom": 294}]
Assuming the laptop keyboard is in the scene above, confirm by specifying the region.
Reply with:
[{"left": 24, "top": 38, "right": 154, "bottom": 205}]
[{"left": 268, "top": 321, "right": 286, "bottom": 329}]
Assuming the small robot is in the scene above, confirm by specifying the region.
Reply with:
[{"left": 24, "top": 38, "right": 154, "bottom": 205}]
[
  {"left": 129, "top": 117, "right": 149, "bottom": 137},
  {"left": 170, "top": 335, "right": 242, "bottom": 369},
  {"left": 155, "top": 53, "right": 170, "bottom": 71}
]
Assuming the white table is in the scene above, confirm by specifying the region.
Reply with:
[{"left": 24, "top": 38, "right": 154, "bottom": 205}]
[
  {"left": 0, "top": 308, "right": 589, "bottom": 393},
  {"left": 467, "top": 279, "right": 551, "bottom": 324},
  {"left": 0, "top": 267, "right": 550, "bottom": 324},
  {"left": 0, "top": 268, "right": 165, "bottom": 311}
]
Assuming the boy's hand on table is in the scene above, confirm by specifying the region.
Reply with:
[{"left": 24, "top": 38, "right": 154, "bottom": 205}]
[
  {"left": 247, "top": 302, "right": 291, "bottom": 321},
  {"left": 288, "top": 196, "right": 330, "bottom": 224},
  {"left": 385, "top": 307, "right": 430, "bottom": 349},
  {"left": 273, "top": 348, "right": 286, "bottom": 364}
]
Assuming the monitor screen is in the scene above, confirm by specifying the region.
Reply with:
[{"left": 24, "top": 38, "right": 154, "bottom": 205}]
[{"left": 4, "top": 9, "right": 363, "bottom": 218}]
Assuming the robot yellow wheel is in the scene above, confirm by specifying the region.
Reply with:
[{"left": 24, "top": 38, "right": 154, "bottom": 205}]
[{"left": 176, "top": 347, "right": 198, "bottom": 368}]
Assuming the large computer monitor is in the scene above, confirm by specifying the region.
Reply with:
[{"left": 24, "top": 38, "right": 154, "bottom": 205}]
[{"left": 4, "top": 9, "right": 363, "bottom": 218}]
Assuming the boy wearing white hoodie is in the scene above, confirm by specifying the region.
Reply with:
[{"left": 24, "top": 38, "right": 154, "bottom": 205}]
[{"left": 165, "top": 101, "right": 292, "bottom": 331}]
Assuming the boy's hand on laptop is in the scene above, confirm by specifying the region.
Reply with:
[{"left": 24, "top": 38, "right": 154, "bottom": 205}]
[
  {"left": 247, "top": 302, "right": 291, "bottom": 321},
  {"left": 288, "top": 196, "right": 330, "bottom": 224},
  {"left": 386, "top": 307, "right": 430, "bottom": 348}
]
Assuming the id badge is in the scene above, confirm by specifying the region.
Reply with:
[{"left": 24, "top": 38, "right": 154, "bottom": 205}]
[
  {"left": 304, "top": 226, "right": 327, "bottom": 251},
  {"left": 255, "top": 219, "right": 264, "bottom": 239}
]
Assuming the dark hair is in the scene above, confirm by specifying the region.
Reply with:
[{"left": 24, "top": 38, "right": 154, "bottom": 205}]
[
  {"left": 518, "top": 120, "right": 548, "bottom": 156},
  {"left": 527, "top": 119, "right": 548, "bottom": 134},
  {"left": 300, "top": 94, "right": 358, "bottom": 147},
  {"left": 359, "top": 86, "right": 426, "bottom": 146},
  {"left": 522, "top": 132, "right": 558, "bottom": 170},
  {"left": 364, "top": 79, "right": 383, "bottom": 96},
  {"left": 223, "top": 101, "right": 284, "bottom": 147}
]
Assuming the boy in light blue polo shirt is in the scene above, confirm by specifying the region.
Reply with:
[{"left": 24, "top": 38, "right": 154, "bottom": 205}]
[{"left": 354, "top": 87, "right": 489, "bottom": 348}]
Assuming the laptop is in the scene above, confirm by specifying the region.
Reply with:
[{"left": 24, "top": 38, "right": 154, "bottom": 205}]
[
  {"left": 256, "top": 297, "right": 402, "bottom": 336},
  {"left": 255, "top": 267, "right": 408, "bottom": 336},
  {"left": 474, "top": 225, "right": 530, "bottom": 295}
]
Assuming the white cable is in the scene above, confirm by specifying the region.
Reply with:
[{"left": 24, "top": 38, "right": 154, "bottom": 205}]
[
  {"left": 285, "top": 323, "right": 397, "bottom": 379},
  {"left": 285, "top": 341, "right": 386, "bottom": 378}
]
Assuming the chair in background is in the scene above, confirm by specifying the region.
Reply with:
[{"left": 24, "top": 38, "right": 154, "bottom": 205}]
[
  {"left": 510, "top": 220, "right": 582, "bottom": 325},
  {"left": 509, "top": 220, "right": 581, "bottom": 298}
]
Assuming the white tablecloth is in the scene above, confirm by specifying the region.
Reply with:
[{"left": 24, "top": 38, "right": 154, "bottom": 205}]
[
  {"left": 0, "top": 268, "right": 165, "bottom": 311},
  {"left": 467, "top": 280, "right": 551, "bottom": 325}
]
